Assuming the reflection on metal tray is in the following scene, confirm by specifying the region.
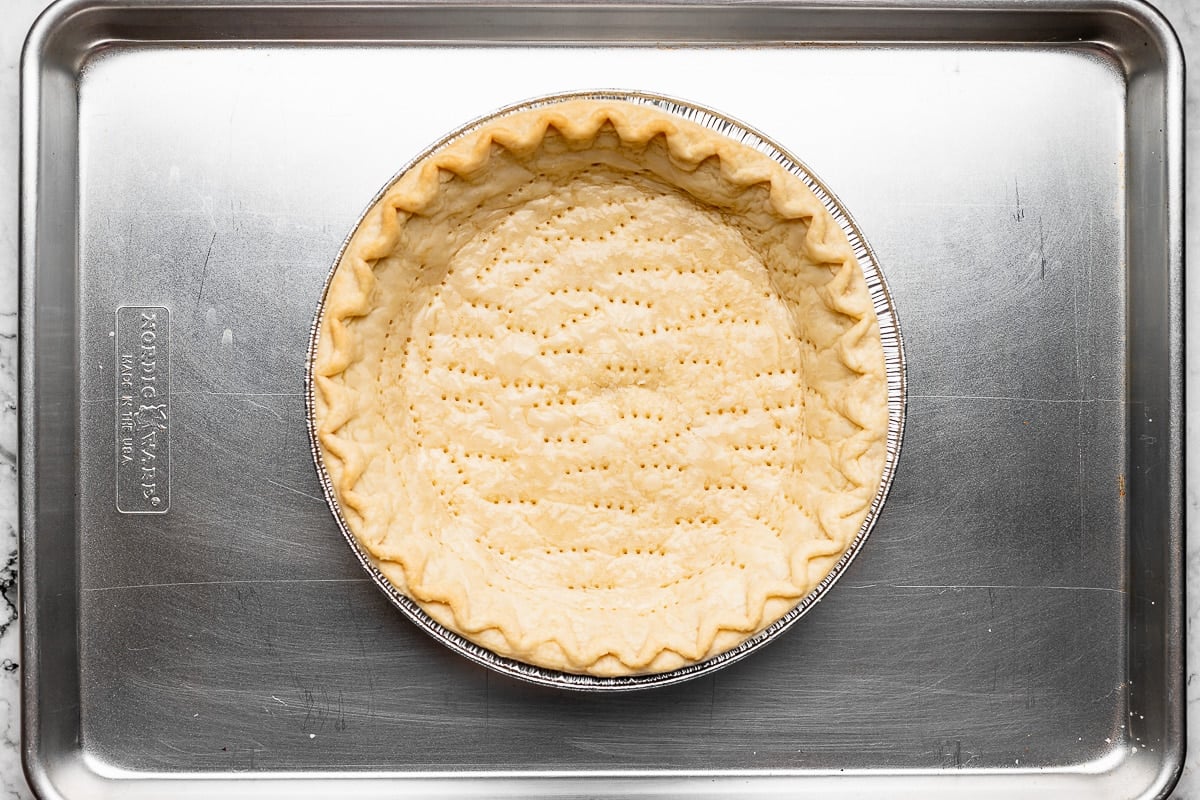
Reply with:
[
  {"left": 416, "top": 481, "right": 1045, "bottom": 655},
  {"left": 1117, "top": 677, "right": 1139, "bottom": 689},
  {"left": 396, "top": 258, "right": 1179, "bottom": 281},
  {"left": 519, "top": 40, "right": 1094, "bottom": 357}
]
[{"left": 20, "top": 1, "right": 1183, "bottom": 799}]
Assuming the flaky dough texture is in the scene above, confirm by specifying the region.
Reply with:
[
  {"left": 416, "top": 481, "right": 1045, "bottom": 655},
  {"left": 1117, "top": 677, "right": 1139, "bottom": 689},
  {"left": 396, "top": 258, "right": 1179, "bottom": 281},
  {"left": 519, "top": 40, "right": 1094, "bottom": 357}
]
[{"left": 313, "top": 99, "right": 888, "bottom": 676}]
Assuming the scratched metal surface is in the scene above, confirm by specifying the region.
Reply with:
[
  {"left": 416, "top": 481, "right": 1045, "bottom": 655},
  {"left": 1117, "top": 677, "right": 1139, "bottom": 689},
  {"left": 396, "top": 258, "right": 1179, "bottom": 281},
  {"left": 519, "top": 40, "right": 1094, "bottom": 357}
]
[{"left": 19, "top": 2, "right": 1184, "bottom": 799}]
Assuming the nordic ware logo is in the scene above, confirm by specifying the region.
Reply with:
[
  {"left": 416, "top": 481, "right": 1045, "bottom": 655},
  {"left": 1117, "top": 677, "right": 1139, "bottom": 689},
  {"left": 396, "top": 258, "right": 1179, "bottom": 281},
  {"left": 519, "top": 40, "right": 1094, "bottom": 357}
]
[{"left": 115, "top": 307, "right": 171, "bottom": 514}]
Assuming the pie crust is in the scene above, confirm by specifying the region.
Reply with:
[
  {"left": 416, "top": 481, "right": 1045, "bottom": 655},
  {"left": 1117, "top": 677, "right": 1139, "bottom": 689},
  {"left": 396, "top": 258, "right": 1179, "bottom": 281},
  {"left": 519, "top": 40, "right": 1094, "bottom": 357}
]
[{"left": 312, "top": 98, "right": 889, "bottom": 677}]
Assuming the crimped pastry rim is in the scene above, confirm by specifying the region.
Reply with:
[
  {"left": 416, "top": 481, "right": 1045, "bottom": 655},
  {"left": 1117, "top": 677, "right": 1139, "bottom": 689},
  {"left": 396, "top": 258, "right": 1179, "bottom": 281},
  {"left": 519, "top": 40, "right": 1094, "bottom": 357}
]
[{"left": 305, "top": 90, "right": 907, "bottom": 691}]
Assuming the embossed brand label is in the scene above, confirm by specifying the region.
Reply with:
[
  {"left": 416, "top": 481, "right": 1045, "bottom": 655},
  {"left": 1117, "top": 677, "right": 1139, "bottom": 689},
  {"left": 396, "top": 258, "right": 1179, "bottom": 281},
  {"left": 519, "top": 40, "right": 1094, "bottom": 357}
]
[{"left": 116, "top": 307, "right": 170, "bottom": 513}]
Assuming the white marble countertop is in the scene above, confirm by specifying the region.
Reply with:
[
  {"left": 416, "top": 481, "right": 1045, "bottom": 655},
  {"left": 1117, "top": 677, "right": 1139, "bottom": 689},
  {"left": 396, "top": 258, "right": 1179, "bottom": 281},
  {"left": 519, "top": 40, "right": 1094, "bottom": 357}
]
[{"left": 0, "top": 0, "right": 1194, "bottom": 797}]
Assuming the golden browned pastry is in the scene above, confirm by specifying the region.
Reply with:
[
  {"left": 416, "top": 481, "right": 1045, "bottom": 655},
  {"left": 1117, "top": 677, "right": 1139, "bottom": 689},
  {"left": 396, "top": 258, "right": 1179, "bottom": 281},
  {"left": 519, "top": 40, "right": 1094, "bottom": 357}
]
[{"left": 312, "top": 98, "right": 888, "bottom": 677}]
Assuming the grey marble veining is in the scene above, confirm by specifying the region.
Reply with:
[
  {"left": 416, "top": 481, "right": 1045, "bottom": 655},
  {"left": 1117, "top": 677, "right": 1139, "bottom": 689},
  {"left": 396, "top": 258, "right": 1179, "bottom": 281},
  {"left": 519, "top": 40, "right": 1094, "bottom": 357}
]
[
  {"left": 1169, "top": 0, "right": 1198, "bottom": 796},
  {"left": 0, "top": 0, "right": 1195, "bottom": 797},
  {"left": 1, "top": 1, "right": 41, "bottom": 796}
]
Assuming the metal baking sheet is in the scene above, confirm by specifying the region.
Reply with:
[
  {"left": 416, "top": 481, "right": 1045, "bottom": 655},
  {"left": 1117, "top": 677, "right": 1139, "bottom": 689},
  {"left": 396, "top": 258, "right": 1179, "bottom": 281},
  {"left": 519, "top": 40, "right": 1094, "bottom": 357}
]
[{"left": 19, "top": 1, "right": 1184, "bottom": 799}]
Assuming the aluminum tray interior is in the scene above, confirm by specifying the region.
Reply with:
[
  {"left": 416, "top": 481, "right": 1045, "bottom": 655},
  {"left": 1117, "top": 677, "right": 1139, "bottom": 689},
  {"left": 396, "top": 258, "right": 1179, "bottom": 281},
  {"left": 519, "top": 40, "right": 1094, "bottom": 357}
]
[{"left": 19, "top": 1, "right": 1183, "bottom": 799}]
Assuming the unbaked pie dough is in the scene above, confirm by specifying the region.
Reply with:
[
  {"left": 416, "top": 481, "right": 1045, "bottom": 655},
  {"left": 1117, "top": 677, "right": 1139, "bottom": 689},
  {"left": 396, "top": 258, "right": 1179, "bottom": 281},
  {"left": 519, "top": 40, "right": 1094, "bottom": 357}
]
[{"left": 312, "top": 99, "right": 889, "bottom": 677}]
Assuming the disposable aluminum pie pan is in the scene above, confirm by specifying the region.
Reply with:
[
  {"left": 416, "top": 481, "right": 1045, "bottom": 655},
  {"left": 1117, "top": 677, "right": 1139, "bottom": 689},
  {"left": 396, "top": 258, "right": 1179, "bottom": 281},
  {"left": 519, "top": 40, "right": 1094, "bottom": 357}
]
[{"left": 304, "top": 90, "right": 908, "bottom": 691}]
